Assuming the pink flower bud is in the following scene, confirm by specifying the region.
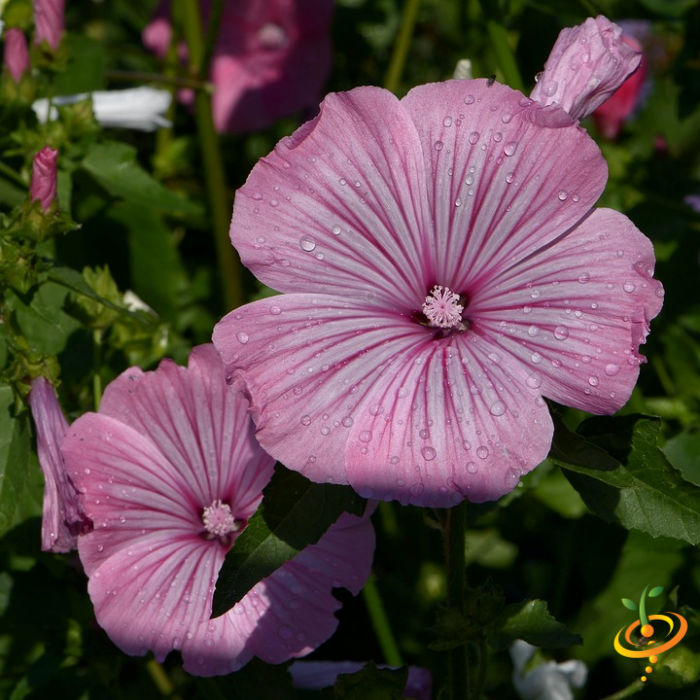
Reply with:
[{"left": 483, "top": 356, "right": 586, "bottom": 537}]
[
  {"left": 530, "top": 16, "right": 642, "bottom": 122},
  {"left": 30, "top": 146, "right": 58, "bottom": 211},
  {"left": 3, "top": 28, "right": 30, "bottom": 82},
  {"left": 33, "top": 0, "right": 65, "bottom": 51}
]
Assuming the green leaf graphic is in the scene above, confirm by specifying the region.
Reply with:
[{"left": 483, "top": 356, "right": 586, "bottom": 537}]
[
  {"left": 622, "top": 598, "right": 638, "bottom": 611},
  {"left": 649, "top": 586, "right": 665, "bottom": 598}
]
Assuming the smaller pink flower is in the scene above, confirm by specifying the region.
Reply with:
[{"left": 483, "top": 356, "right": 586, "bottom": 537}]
[
  {"left": 60, "top": 345, "right": 375, "bottom": 676},
  {"left": 290, "top": 660, "right": 432, "bottom": 699},
  {"left": 3, "top": 28, "right": 30, "bottom": 83},
  {"left": 530, "top": 16, "right": 642, "bottom": 121},
  {"left": 28, "top": 377, "right": 92, "bottom": 553},
  {"left": 143, "top": 0, "right": 334, "bottom": 134},
  {"left": 592, "top": 33, "right": 648, "bottom": 139},
  {"left": 33, "top": 0, "right": 65, "bottom": 51},
  {"left": 29, "top": 146, "right": 58, "bottom": 211}
]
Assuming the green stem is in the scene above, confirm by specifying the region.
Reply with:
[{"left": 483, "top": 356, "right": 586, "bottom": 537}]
[
  {"left": 445, "top": 501, "right": 469, "bottom": 700},
  {"left": 146, "top": 658, "right": 182, "bottom": 698},
  {"left": 0, "top": 160, "right": 26, "bottom": 187},
  {"left": 600, "top": 679, "right": 646, "bottom": 700},
  {"left": 92, "top": 329, "right": 102, "bottom": 411},
  {"left": 362, "top": 575, "right": 403, "bottom": 666},
  {"left": 384, "top": 0, "right": 422, "bottom": 94},
  {"left": 473, "top": 639, "right": 488, "bottom": 700},
  {"left": 106, "top": 70, "right": 209, "bottom": 90},
  {"left": 179, "top": 0, "right": 243, "bottom": 313},
  {"left": 638, "top": 584, "right": 650, "bottom": 627},
  {"left": 485, "top": 19, "right": 524, "bottom": 92}
]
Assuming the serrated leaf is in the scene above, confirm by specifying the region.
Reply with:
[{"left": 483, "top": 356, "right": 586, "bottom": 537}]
[
  {"left": 333, "top": 662, "right": 407, "bottom": 700},
  {"left": 551, "top": 413, "right": 700, "bottom": 545},
  {"left": 487, "top": 600, "right": 582, "bottom": 650},
  {"left": 81, "top": 142, "right": 202, "bottom": 216},
  {"left": 649, "top": 586, "right": 665, "bottom": 598},
  {"left": 211, "top": 464, "right": 366, "bottom": 618},
  {"left": 622, "top": 598, "right": 638, "bottom": 611}
]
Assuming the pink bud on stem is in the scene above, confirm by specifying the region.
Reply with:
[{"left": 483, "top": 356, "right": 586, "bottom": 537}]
[
  {"left": 30, "top": 147, "right": 58, "bottom": 211},
  {"left": 33, "top": 0, "right": 65, "bottom": 51},
  {"left": 3, "top": 29, "right": 30, "bottom": 82}
]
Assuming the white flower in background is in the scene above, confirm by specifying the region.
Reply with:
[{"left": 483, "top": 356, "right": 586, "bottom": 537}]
[
  {"left": 32, "top": 86, "right": 171, "bottom": 131},
  {"left": 452, "top": 58, "right": 473, "bottom": 80},
  {"left": 511, "top": 640, "right": 587, "bottom": 700}
]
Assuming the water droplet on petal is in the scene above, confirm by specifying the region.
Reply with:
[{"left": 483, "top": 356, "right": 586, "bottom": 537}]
[
  {"left": 526, "top": 373, "right": 542, "bottom": 389},
  {"left": 623, "top": 282, "right": 636, "bottom": 293},
  {"left": 501, "top": 113, "right": 513, "bottom": 124},
  {"left": 466, "top": 462, "right": 478, "bottom": 474},
  {"left": 504, "top": 468, "right": 520, "bottom": 489},
  {"left": 605, "top": 363, "right": 620, "bottom": 376},
  {"left": 554, "top": 325, "right": 569, "bottom": 340},
  {"left": 527, "top": 324, "right": 539, "bottom": 337},
  {"left": 588, "top": 376, "right": 599, "bottom": 387},
  {"left": 434, "top": 140, "right": 444, "bottom": 151},
  {"left": 359, "top": 430, "right": 372, "bottom": 443},
  {"left": 464, "top": 95, "right": 475, "bottom": 105},
  {"left": 578, "top": 272, "right": 590, "bottom": 284},
  {"left": 505, "top": 171, "right": 515, "bottom": 184},
  {"left": 300, "top": 415, "right": 312, "bottom": 426},
  {"left": 300, "top": 236, "right": 316, "bottom": 252},
  {"left": 493, "top": 132, "right": 503, "bottom": 143},
  {"left": 489, "top": 401, "right": 506, "bottom": 416},
  {"left": 236, "top": 332, "right": 249, "bottom": 344},
  {"left": 476, "top": 445, "right": 489, "bottom": 459},
  {"left": 468, "top": 131, "right": 480, "bottom": 145},
  {"left": 341, "top": 416, "right": 354, "bottom": 428},
  {"left": 504, "top": 142, "right": 517, "bottom": 156},
  {"left": 421, "top": 446, "right": 437, "bottom": 461},
  {"left": 443, "top": 116, "right": 453, "bottom": 127},
  {"left": 558, "top": 190, "right": 568, "bottom": 201}
]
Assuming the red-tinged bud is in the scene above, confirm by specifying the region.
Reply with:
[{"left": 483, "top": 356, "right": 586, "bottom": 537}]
[
  {"left": 33, "top": 0, "right": 65, "bottom": 51},
  {"left": 3, "top": 29, "right": 30, "bottom": 83},
  {"left": 30, "top": 147, "right": 58, "bottom": 211}
]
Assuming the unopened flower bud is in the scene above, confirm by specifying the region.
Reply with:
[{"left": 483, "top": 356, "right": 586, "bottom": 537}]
[
  {"left": 33, "top": 0, "right": 65, "bottom": 51},
  {"left": 3, "top": 28, "right": 30, "bottom": 83},
  {"left": 30, "top": 146, "right": 58, "bottom": 211}
]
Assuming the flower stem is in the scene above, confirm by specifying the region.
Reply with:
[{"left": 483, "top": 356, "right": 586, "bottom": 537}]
[
  {"left": 600, "top": 679, "right": 646, "bottom": 700},
  {"left": 146, "top": 659, "right": 181, "bottom": 698},
  {"left": 384, "top": 0, "right": 422, "bottom": 94},
  {"left": 179, "top": 0, "right": 243, "bottom": 313},
  {"left": 445, "top": 501, "right": 469, "bottom": 700},
  {"left": 362, "top": 574, "right": 403, "bottom": 666},
  {"left": 485, "top": 19, "right": 524, "bottom": 92},
  {"left": 92, "top": 329, "right": 102, "bottom": 411}
]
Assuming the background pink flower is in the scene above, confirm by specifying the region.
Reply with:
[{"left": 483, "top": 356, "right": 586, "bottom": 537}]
[
  {"left": 33, "top": 0, "right": 64, "bottom": 50},
  {"left": 213, "top": 80, "right": 663, "bottom": 508},
  {"left": 143, "top": 0, "right": 334, "bottom": 134},
  {"left": 29, "top": 146, "right": 58, "bottom": 211},
  {"left": 3, "top": 28, "right": 30, "bottom": 83},
  {"left": 60, "top": 345, "right": 375, "bottom": 676}
]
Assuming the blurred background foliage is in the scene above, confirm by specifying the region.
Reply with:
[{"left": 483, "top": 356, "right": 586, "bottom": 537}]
[{"left": 1, "top": 0, "right": 700, "bottom": 697}]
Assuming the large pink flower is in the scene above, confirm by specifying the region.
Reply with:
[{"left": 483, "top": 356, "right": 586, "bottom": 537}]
[
  {"left": 212, "top": 79, "right": 663, "bottom": 508},
  {"left": 143, "top": 0, "right": 333, "bottom": 134},
  {"left": 59, "top": 345, "right": 375, "bottom": 676}
]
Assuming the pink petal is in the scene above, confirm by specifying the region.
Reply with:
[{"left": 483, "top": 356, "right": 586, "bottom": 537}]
[
  {"left": 84, "top": 532, "right": 252, "bottom": 676},
  {"left": 30, "top": 147, "right": 59, "bottom": 212},
  {"left": 214, "top": 295, "right": 553, "bottom": 506},
  {"left": 399, "top": 80, "right": 607, "bottom": 290},
  {"left": 97, "top": 345, "right": 274, "bottom": 516},
  {"left": 470, "top": 208, "right": 663, "bottom": 413},
  {"left": 530, "top": 16, "right": 642, "bottom": 121},
  {"left": 28, "top": 377, "right": 90, "bottom": 552},
  {"left": 3, "top": 28, "right": 30, "bottom": 83},
  {"left": 239, "top": 512, "right": 375, "bottom": 664},
  {"left": 231, "top": 87, "right": 431, "bottom": 306}
]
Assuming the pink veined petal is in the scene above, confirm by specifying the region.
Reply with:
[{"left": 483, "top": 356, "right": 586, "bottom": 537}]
[
  {"left": 84, "top": 532, "right": 252, "bottom": 677},
  {"left": 63, "top": 413, "right": 206, "bottom": 575},
  {"left": 29, "top": 377, "right": 90, "bottom": 552},
  {"left": 530, "top": 16, "right": 642, "bottom": 121},
  {"left": 399, "top": 79, "right": 608, "bottom": 293},
  {"left": 97, "top": 345, "right": 274, "bottom": 515},
  {"left": 239, "top": 511, "right": 374, "bottom": 664},
  {"left": 231, "top": 87, "right": 431, "bottom": 307},
  {"left": 470, "top": 208, "right": 664, "bottom": 413},
  {"left": 213, "top": 295, "right": 553, "bottom": 506}
]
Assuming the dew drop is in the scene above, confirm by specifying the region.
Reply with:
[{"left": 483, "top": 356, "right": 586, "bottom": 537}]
[
  {"left": 554, "top": 325, "right": 569, "bottom": 340},
  {"left": 505, "top": 171, "right": 515, "bottom": 184},
  {"left": 531, "top": 352, "right": 543, "bottom": 364},
  {"left": 527, "top": 324, "right": 539, "bottom": 337},
  {"left": 421, "top": 446, "right": 437, "bottom": 461},
  {"left": 578, "top": 272, "right": 590, "bottom": 284},
  {"left": 504, "top": 142, "right": 517, "bottom": 156},
  {"left": 443, "top": 116, "right": 453, "bottom": 127},
  {"left": 588, "top": 376, "right": 599, "bottom": 387},
  {"left": 464, "top": 95, "right": 475, "bottom": 105},
  {"left": 359, "top": 430, "right": 373, "bottom": 443},
  {"left": 434, "top": 140, "right": 444, "bottom": 151},
  {"left": 331, "top": 225, "right": 341, "bottom": 235},
  {"left": 558, "top": 190, "right": 568, "bottom": 201},
  {"left": 300, "top": 415, "right": 312, "bottom": 426},
  {"left": 501, "top": 112, "right": 513, "bottom": 124},
  {"left": 466, "top": 462, "right": 478, "bottom": 474},
  {"left": 526, "top": 373, "right": 542, "bottom": 389},
  {"left": 468, "top": 131, "right": 480, "bottom": 145},
  {"left": 300, "top": 236, "right": 316, "bottom": 252},
  {"left": 605, "top": 363, "right": 620, "bottom": 376},
  {"left": 504, "top": 468, "right": 520, "bottom": 489},
  {"left": 493, "top": 132, "right": 503, "bottom": 143},
  {"left": 236, "top": 332, "right": 249, "bottom": 344},
  {"left": 623, "top": 282, "right": 636, "bottom": 293},
  {"left": 341, "top": 416, "right": 354, "bottom": 428},
  {"left": 476, "top": 445, "right": 489, "bottom": 459},
  {"left": 489, "top": 401, "right": 506, "bottom": 417}
]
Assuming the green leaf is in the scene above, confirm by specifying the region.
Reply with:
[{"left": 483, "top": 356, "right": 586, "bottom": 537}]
[
  {"left": 551, "top": 413, "right": 700, "bottom": 545},
  {"left": 53, "top": 35, "right": 107, "bottom": 94},
  {"left": 0, "top": 385, "right": 31, "bottom": 538},
  {"left": 487, "top": 600, "right": 582, "bottom": 650},
  {"left": 622, "top": 598, "right": 638, "bottom": 611},
  {"left": 81, "top": 142, "right": 202, "bottom": 217},
  {"left": 649, "top": 586, "right": 665, "bottom": 598},
  {"left": 637, "top": 0, "right": 697, "bottom": 18},
  {"left": 205, "top": 659, "right": 298, "bottom": 700},
  {"left": 664, "top": 431, "right": 700, "bottom": 487},
  {"left": 211, "top": 465, "right": 366, "bottom": 618},
  {"left": 333, "top": 662, "right": 408, "bottom": 700}
]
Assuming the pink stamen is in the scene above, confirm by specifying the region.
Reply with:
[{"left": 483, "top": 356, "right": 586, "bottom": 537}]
[
  {"left": 422, "top": 285, "right": 465, "bottom": 329},
  {"left": 201, "top": 500, "right": 241, "bottom": 539}
]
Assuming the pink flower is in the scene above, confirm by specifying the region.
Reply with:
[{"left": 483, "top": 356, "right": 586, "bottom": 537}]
[
  {"left": 530, "top": 16, "right": 642, "bottom": 121},
  {"left": 59, "top": 344, "right": 375, "bottom": 677},
  {"left": 143, "top": 0, "right": 333, "bottom": 134},
  {"left": 592, "top": 33, "right": 648, "bottom": 139},
  {"left": 290, "top": 660, "right": 432, "bottom": 699},
  {"left": 212, "top": 79, "right": 663, "bottom": 508},
  {"left": 28, "top": 377, "right": 92, "bottom": 553},
  {"left": 33, "top": 0, "right": 65, "bottom": 51},
  {"left": 30, "top": 146, "right": 58, "bottom": 211},
  {"left": 3, "top": 28, "right": 30, "bottom": 83}
]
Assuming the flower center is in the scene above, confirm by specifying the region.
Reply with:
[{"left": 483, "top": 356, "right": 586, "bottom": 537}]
[
  {"left": 422, "top": 285, "right": 466, "bottom": 330},
  {"left": 201, "top": 500, "right": 244, "bottom": 545}
]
